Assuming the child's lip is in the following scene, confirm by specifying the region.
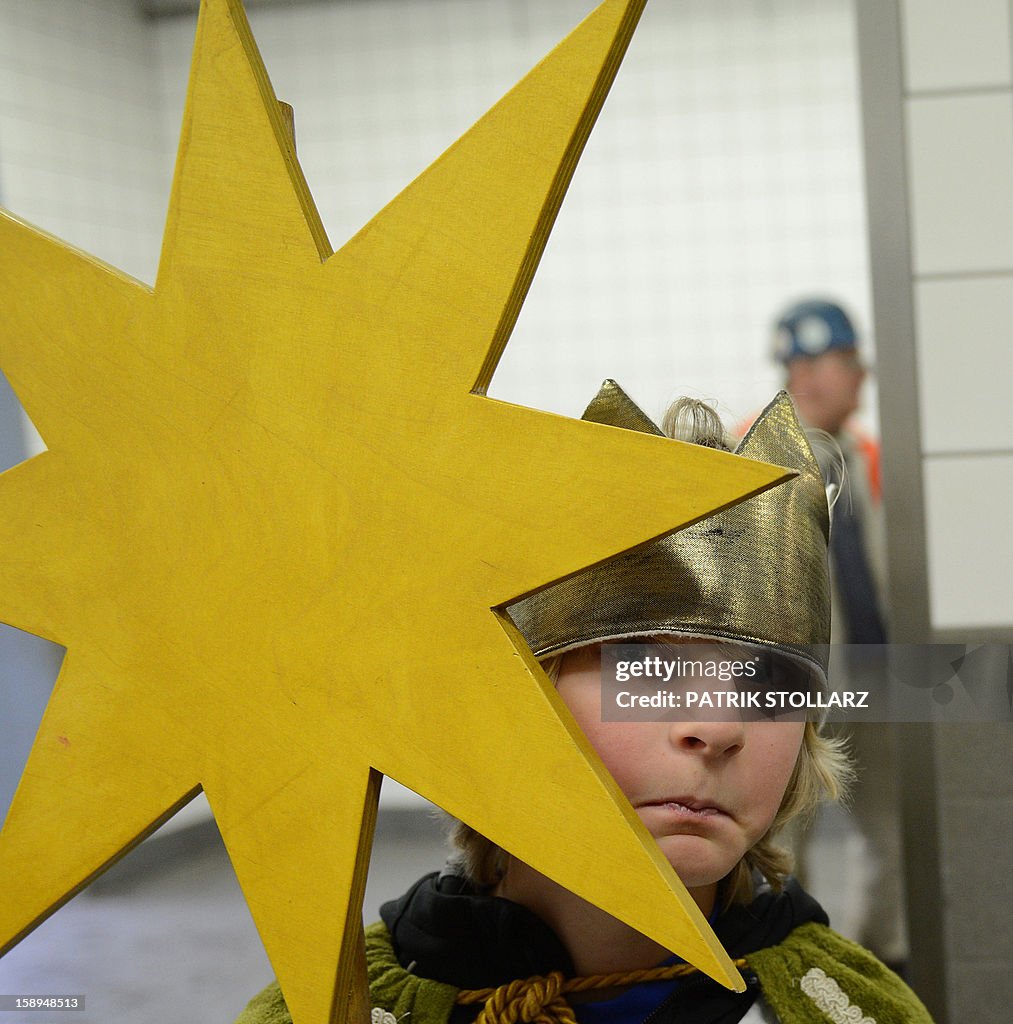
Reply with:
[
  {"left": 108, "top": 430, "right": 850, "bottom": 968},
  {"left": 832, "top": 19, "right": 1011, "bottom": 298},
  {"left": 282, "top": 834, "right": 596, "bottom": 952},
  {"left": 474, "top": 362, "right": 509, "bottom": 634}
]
[{"left": 639, "top": 795, "right": 730, "bottom": 817}]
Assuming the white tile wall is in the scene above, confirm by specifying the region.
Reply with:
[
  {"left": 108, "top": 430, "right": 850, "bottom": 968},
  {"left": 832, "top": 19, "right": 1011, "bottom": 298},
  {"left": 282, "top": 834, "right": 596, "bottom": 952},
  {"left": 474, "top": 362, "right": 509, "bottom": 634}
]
[
  {"left": 0, "top": 0, "right": 167, "bottom": 286},
  {"left": 899, "top": 1, "right": 1013, "bottom": 634},
  {"left": 915, "top": 276, "right": 1013, "bottom": 454},
  {"left": 901, "top": 0, "right": 1012, "bottom": 92},
  {"left": 0, "top": 0, "right": 873, "bottom": 431},
  {"left": 907, "top": 93, "right": 1013, "bottom": 276},
  {"left": 0, "top": 0, "right": 171, "bottom": 457},
  {"left": 151, "top": 0, "right": 872, "bottom": 429},
  {"left": 923, "top": 454, "right": 1013, "bottom": 628}
]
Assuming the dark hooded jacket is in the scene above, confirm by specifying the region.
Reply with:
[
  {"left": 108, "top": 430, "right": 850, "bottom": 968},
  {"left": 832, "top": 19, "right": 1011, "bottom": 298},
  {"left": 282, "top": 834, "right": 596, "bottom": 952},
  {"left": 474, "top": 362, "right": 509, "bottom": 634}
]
[
  {"left": 235, "top": 871, "right": 934, "bottom": 1024},
  {"left": 378, "top": 870, "right": 825, "bottom": 1024}
]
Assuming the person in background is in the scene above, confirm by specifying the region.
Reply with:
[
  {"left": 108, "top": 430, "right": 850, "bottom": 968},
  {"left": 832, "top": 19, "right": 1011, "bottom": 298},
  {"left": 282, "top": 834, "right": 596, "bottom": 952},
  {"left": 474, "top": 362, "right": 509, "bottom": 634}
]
[{"left": 772, "top": 297, "right": 908, "bottom": 972}]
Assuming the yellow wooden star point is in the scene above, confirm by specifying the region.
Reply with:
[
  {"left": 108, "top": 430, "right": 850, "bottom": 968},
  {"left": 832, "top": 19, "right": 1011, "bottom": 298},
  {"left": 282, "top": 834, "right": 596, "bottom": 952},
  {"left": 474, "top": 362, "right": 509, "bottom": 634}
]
[{"left": 0, "top": 2, "right": 792, "bottom": 1021}]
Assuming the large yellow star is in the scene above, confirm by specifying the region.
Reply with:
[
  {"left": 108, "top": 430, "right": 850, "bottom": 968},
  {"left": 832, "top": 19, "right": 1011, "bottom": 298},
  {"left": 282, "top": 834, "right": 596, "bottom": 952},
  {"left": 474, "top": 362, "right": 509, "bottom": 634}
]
[{"left": 0, "top": 2, "right": 791, "bottom": 1021}]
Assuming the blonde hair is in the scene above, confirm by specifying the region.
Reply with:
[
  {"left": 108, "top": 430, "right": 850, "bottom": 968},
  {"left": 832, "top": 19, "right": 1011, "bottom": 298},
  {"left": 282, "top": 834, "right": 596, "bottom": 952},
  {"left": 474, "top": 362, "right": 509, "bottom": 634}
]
[{"left": 722, "top": 719, "right": 851, "bottom": 904}]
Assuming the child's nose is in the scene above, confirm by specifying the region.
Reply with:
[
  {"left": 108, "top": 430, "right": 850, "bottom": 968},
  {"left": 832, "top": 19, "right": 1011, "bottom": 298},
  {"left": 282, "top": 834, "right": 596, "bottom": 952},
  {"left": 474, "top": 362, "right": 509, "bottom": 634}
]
[{"left": 667, "top": 717, "right": 745, "bottom": 758}]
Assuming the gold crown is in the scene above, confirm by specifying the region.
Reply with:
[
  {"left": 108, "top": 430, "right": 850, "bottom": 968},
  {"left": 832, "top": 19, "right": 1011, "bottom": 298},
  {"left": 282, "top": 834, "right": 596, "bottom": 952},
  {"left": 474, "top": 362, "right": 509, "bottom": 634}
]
[{"left": 507, "top": 381, "right": 831, "bottom": 681}]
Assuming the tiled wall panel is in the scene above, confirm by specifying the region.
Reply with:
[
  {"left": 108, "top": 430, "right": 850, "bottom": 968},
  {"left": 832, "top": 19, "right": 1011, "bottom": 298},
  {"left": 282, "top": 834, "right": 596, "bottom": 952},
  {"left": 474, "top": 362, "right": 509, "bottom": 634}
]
[
  {"left": 937, "top": 723, "right": 1013, "bottom": 799},
  {"left": 0, "top": 0, "right": 167, "bottom": 287},
  {"left": 907, "top": 94, "right": 1013, "bottom": 276},
  {"left": 947, "top": 965, "right": 1013, "bottom": 1022},
  {"left": 915, "top": 276, "right": 1013, "bottom": 454},
  {"left": 923, "top": 455, "right": 1013, "bottom": 628},
  {"left": 939, "top": 794, "right": 1013, "bottom": 960},
  {"left": 901, "top": 0, "right": 1012, "bottom": 92}
]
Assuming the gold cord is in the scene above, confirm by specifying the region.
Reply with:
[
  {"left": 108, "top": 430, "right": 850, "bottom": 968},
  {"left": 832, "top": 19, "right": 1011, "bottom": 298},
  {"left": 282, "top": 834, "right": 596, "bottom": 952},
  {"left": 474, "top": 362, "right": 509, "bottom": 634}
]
[{"left": 456, "top": 960, "right": 750, "bottom": 1024}]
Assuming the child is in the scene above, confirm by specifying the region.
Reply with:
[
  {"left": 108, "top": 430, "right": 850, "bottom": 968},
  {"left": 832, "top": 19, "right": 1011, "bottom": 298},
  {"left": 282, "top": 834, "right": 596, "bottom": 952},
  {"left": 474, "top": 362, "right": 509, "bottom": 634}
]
[{"left": 237, "top": 385, "right": 933, "bottom": 1024}]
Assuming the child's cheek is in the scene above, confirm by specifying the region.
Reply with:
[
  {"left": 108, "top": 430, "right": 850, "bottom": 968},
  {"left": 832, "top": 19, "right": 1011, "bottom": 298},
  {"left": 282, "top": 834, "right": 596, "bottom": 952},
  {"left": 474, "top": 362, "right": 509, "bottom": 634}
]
[{"left": 751, "top": 724, "right": 806, "bottom": 823}]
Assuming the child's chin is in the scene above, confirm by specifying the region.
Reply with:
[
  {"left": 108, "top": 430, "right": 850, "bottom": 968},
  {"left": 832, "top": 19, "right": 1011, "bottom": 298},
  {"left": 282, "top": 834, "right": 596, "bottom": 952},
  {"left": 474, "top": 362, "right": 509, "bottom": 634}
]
[{"left": 656, "top": 834, "right": 740, "bottom": 890}]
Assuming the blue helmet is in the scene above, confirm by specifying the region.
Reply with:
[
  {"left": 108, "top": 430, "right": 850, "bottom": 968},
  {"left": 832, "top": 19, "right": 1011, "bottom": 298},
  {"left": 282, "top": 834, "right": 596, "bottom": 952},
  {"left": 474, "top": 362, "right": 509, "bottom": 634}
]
[{"left": 772, "top": 299, "right": 858, "bottom": 363}]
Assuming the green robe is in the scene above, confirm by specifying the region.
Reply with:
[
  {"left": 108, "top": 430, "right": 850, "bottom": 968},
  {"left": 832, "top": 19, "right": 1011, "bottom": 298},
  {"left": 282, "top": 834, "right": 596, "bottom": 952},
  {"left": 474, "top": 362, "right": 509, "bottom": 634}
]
[{"left": 235, "top": 919, "right": 933, "bottom": 1024}]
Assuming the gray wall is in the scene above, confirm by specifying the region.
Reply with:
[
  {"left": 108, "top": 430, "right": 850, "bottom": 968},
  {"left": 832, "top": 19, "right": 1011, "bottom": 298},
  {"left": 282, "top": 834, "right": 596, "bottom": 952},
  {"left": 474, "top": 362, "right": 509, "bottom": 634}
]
[{"left": 856, "top": 2, "right": 1013, "bottom": 1020}]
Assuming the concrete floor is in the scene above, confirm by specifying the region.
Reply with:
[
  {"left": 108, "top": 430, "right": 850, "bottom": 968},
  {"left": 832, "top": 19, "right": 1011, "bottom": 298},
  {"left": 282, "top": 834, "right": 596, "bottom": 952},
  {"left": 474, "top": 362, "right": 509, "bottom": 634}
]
[{"left": 0, "top": 803, "right": 863, "bottom": 1024}]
